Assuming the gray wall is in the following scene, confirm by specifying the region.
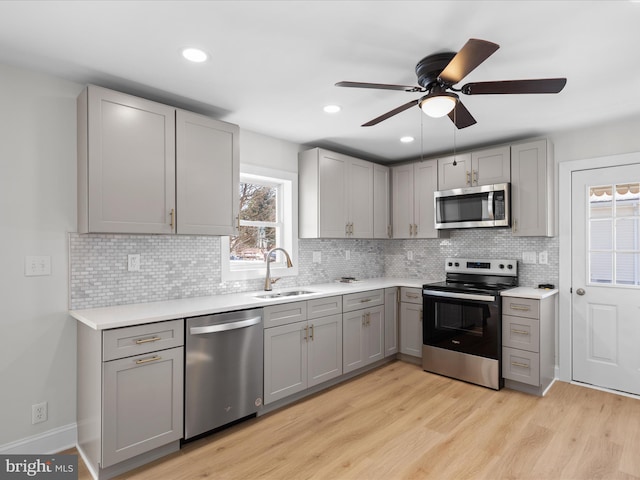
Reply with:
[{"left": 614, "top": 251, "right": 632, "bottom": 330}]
[{"left": 0, "top": 64, "right": 80, "bottom": 447}]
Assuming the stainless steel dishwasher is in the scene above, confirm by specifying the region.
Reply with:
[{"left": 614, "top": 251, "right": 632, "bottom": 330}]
[{"left": 184, "top": 308, "right": 263, "bottom": 440}]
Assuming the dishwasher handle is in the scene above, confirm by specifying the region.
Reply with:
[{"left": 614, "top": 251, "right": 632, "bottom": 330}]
[{"left": 189, "top": 316, "right": 262, "bottom": 335}]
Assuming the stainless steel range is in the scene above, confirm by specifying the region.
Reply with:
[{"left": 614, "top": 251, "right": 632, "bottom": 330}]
[{"left": 422, "top": 258, "right": 518, "bottom": 390}]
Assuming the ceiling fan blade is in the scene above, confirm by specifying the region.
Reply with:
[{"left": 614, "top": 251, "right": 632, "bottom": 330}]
[
  {"left": 448, "top": 101, "right": 477, "bottom": 129},
  {"left": 362, "top": 99, "right": 419, "bottom": 127},
  {"left": 461, "top": 78, "right": 567, "bottom": 95},
  {"left": 336, "top": 81, "right": 424, "bottom": 92},
  {"left": 438, "top": 39, "right": 500, "bottom": 85}
]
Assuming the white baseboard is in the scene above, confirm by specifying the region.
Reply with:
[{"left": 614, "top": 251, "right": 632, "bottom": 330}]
[{"left": 0, "top": 423, "right": 77, "bottom": 455}]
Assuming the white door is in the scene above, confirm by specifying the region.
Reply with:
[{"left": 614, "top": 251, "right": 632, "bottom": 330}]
[{"left": 572, "top": 164, "right": 640, "bottom": 395}]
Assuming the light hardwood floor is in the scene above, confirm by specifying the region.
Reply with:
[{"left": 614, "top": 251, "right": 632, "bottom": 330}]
[{"left": 72, "top": 361, "right": 640, "bottom": 479}]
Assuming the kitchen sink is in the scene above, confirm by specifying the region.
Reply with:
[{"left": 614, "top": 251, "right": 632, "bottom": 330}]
[{"left": 254, "top": 290, "right": 315, "bottom": 299}]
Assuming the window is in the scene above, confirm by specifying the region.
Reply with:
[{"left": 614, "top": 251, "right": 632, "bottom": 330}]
[
  {"left": 588, "top": 182, "right": 640, "bottom": 286},
  {"left": 221, "top": 165, "right": 297, "bottom": 281}
]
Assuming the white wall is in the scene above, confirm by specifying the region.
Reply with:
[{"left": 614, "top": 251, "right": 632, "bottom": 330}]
[
  {"left": 239, "top": 128, "right": 301, "bottom": 172},
  {"left": 0, "top": 64, "right": 82, "bottom": 448}
]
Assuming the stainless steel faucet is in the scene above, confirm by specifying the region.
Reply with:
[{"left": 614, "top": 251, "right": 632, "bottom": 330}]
[{"left": 264, "top": 247, "right": 293, "bottom": 291}]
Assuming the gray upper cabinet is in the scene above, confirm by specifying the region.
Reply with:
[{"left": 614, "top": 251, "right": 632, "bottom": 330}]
[
  {"left": 391, "top": 159, "right": 442, "bottom": 239},
  {"left": 78, "top": 85, "right": 239, "bottom": 235},
  {"left": 299, "top": 148, "right": 374, "bottom": 238},
  {"left": 78, "top": 85, "right": 176, "bottom": 234},
  {"left": 176, "top": 110, "right": 239, "bottom": 235},
  {"left": 437, "top": 146, "right": 510, "bottom": 190},
  {"left": 511, "top": 139, "right": 554, "bottom": 237},
  {"left": 373, "top": 163, "right": 391, "bottom": 238}
]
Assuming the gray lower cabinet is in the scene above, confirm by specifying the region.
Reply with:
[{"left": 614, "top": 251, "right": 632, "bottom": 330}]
[
  {"left": 77, "top": 319, "right": 184, "bottom": 479},
  {"left": 263, "top": 297, "right": 343, "bottom": 405},
  {"left": 384, "top": 287, "right": 398, "bottom": 357},
  {"left": 502, "top": 294, "right": 556, "bottom": 396},
  {"left": 342, "top": 290, "right": 385, "bottom": 374},
  {"left": 399, "top": 287, "right": 422, "bottom": 358}
]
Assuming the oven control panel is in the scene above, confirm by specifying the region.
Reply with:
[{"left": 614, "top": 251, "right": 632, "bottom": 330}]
[{"left": 444, "top": 258, "right": 517, "bottom": 276}]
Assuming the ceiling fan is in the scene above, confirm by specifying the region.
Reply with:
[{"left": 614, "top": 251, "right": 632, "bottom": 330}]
[{"left": 336, "top": 38, "right": 567, "bottom": 129}]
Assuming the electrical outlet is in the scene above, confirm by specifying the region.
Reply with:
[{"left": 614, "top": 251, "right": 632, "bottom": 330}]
[
  {"left": 345, "top": 250, "right": 350, "bottom": 260},
  {"left": 539, "top": 251, "right": 548, "bottom": 265},
  {"left": 312, "top": 251, "right": 321, "bottom": 264},
  {"left": 32, "top": 402, "right": 47, "bottom": 424},
  {"left": 407, "top": 251, "right": 414, "bottom": 261},
  {"left": 127, "top": 254, "right": 141, "bottom": 272}
]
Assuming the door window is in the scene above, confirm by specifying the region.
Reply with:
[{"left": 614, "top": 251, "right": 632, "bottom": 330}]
[{"left": 588, "top": 183, "right": 640, "bottom": 285}]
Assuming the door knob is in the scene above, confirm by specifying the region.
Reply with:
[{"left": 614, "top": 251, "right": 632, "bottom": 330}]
[{"left": 576, "top": 288, "right": 586, "bottom": 296}]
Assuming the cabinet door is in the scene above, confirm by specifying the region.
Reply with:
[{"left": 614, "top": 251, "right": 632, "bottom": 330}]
[
  {"left": 343, "top": 310, "right": 366, "bottom": 374},
  {"left": 511, "top": 139, "right": 554, "bottom": 237},
  {"left": 365, "top": 305, "right": 385, "bottom": 364},
  {"left": 391, "top": 164, "right": 415, "bottom": 239},
  {"left": 85, "top": 86, "right": 176, "bottom": 234},
  {"left": 308, "top": 314, "right": 343, "bottom": 388},
  {"left": 373, "top": 164, "right": 390, "bottom": 239},
  {"left": 318, "top": 152, "right": 349, "bottom": 237},
  {"left": 400, "top": 302, "right": 423, "bottom": 357},
  {"left": 102, "top": 346, "right": 183, "bottom": 467},
  {"left": 384, "top": 288, "right": 398, "bottom": 357},
  {"left": 264, "top": 322, "right": 307, "bottom": 404},
  {"left": 414, "top": 159, "right": 439, "bottom": 238},
  {"left": 437, "top": 153, "right": 472, "bottom": 190},
  {"left": 471, "top": 146, "right": 510, "bottom": 186},
  {"left": 175, "top": 110, "right": 239, "bottom": 235},
  {"left": 348, "top": 158, "right": 374, "bottom": 238}
]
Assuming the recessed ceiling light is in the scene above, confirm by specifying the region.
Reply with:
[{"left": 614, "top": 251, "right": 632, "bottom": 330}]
[
  {"left": 182, "top": 47, "right": 208, "bottom": 63},
  {"left": 323, "top": 105, "right": 341, "bottom": 114},
  {"left": 400, "top": 136, "right": 415, "bottom": 143}
]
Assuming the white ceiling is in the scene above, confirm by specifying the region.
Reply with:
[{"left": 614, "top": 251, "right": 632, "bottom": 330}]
[{"left": 1, "top": 1, "right": 639, "bottom": 163}]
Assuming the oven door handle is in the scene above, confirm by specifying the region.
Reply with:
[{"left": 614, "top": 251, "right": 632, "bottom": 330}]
[{"left": 422, "top": 290, "right": 496, "bottom": 302}]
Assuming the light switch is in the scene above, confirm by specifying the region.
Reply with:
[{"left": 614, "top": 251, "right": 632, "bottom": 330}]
[{"left": 25, "top": 256, "right": 51, "bottom": 276}]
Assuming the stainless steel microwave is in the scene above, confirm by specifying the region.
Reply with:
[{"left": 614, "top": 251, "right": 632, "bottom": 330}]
[{"left": 434, "top": 183, "right": 510, "bottom": 229}]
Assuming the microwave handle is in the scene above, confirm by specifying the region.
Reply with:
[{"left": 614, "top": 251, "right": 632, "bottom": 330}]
[{"left": 487, "top": 191, "right": 494, "bottom": 220}]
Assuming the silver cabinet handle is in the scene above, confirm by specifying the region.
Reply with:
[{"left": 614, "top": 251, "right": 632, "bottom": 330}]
[
  {"left": 511, "top": 329, "right": 529, "bottom": 335},
  {"left": 576, "top": 288, "right": 586, "bottom": 296},
  {"left": 406, "top": 293, "right": 420, "bottom": 299},
  {"left": 135, "top": 336, "right": 161, "bottom": 344},
  {"left": 466, "top": 171, "right": 471, "bottom": 186},
  {"left": 473, "top": 170, "right": 478, "bottom": 185},
  {"left": 360, "top": 298, "right": 372, "bottom": 303},
  {"left": 190, "top": 316, "right": 261, "bottom": 335},
  {"left": 310, "top": 324, "right": 314, "bottom": 341},
  {"left": 510, "top": 304, "right": 531, "bottom": 311},
  {"left": 136, "top": 355, "right": 161, "bottom": 365},
  {"left": 511, "top": 361, "right": 529, "bottom": 368}
]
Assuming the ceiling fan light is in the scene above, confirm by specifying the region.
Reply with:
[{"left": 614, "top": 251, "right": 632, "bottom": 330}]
[{"left": 419, "top": 93, "right": 458, "bottom": 118}]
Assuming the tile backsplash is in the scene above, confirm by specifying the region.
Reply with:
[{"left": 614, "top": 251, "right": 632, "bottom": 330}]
[{"left": 69, "top": 229, "right": 558, "bottom": 310}]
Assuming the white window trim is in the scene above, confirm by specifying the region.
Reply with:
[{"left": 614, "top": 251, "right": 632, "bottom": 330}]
[{"left": 221, "top": 164, "right": 298, "bottom": 282}]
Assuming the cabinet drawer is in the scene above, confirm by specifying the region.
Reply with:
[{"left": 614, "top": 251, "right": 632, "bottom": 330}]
[
  {"left": 308, "top": 296, "right": 342, "bottom": 320},
  {"left": 103, "top": 319, "right": 184, "bottom": 361},
  {"left": 264, "top": 301, "right": 307, "bottom": 328},
  {"left": 502, "top": 347, "right": 540, "bottom": 386},
  {"left": 502, "top": 315, "right": 540, "bottom": 353},
  {"left": 400, "top": 287, "right": 422, "bottom": 304},
  {"left": 342, "top": 289, "right": 384, "bottom": 312},
  {"left": 502, "top": 297, "right": 539, "bottom": 319}
]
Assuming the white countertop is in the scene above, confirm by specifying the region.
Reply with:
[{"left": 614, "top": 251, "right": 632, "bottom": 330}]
[
  {"left": 70, "top": 277, "right": 426, "bottom": 330},
  {"left": 501, "top": 286, "right": 559, "bottom": 299}
]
